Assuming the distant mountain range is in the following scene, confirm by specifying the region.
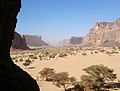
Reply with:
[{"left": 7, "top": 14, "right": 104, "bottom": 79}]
[{"left": 12, "top": 18, "right": 120, "bottom": 50}]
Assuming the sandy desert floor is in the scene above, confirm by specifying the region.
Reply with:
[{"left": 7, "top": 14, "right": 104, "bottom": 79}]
[{"left": 11, "top": 50, "right": 120, "bottom": 91}]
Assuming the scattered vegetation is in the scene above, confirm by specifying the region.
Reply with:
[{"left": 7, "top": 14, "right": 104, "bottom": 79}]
[
  {"left": 59, "top": 53, "right": 68, "bottom": 58},
  {"left": 52, "top": 72, "right": 76, "bottom": 91},
  {"left": 39, "top": 68, "right": 76, "bottom": 91},
  {"left": 10, "top": 47, "right": 120, "bottom": 90}
]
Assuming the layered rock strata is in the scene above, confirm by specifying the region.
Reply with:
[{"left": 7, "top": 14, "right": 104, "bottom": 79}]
[{"left": 82, "top": 18, "right": 120, "bottom": 47}]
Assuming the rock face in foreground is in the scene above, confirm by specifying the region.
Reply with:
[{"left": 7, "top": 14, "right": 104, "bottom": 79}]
[
  {"left": 59, "top": 37, "right": 83, "bottom": 46},
  {"left": 12, "top": 32, "right": 29, "bottom": 50},
  {"left": 24, "top": 35, "right": 48, "bottom": 47},
  {"left": 82, "top": 18, "right": 120, "bottom": 47},
  {"left": 0, "top": 0, "right": 40, "bottom": 91}
]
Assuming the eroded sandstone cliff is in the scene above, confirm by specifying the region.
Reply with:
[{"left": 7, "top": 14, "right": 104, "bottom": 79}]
[
  {"left": 82, "top": 18, "right": 120, "bottom": 47},
  {"left": 24, "top": 35, "right": 48, "bottom": 47},
  {"left": 12, "top": 32, "right": 29, "bottom": 50}
]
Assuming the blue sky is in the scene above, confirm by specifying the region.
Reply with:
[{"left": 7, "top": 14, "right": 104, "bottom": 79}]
[{"left": 16, "top": 0, "right": 120, "bottom": 42}]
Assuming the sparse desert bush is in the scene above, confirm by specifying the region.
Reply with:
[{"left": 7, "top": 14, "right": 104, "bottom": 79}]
[
  {"left": 32, "top": 56, "right": 37, "bottom": 59},
  {"left": 79, "top": 64, "right": 117, "bottom": 91},
  {"left": 44, "top": 51, "right": 49, "bottom": 55},
  {"left": 94, "top": 51, "right": 98, "bottom": 53},
  {"left": 112, "top": 47, "right": 117, "bottom": 50},
  {"left": 23, "top": 59, "right": 32, "bottom": 67},
  {"left": 82, "top": 52, "right": 87, "bottom": 56},
  {"left": 91, "top": 51, "right": 93, "bottom": 54},
  {"left": 32, "top": 60, "right": 34, "bottom": 62},
  {"left": 99, "top": 50, "right": 105, "bottom": 53},
  {"left": 15, "top": 59, "right": 18, "bottom": 62},
  {"left": 111, "top": 50, "right": 119, "bottom": 54},
  {"left": 59, "top": 53, "right": 67, "bottom": 58},
  {"left": 19, "top": 58, "right": 23, "bottom": 62},
  {"left": 52, "top": 72, "right": 76, "bottom": 91},
  {"left": 49, "top": 53, "right": 57, "bottom": 59},
  {"left": 12, "top": 57, "right": 16, "bottom": 60},
  {"left": 29, "top": 54, "right": 34, "bottom": 58},
  {"left": 118, "top": 47, "right": 120, "bottom": 51},
  {"left": 29, "top": 54, "right": 38, "bottom": 59},
  {"left": 38, "top": 67, "right": 55, "bottom": 81}
]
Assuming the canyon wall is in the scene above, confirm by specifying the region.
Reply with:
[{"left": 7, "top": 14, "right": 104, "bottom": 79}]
[
  {"left": 82, "top": 18, "right": 120, "bottom": 47},
  {"left": 12, "top": 32, "right": 29, "bottom": 50}
]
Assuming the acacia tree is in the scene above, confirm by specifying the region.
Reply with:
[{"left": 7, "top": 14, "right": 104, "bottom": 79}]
[
  {"left": 80, "top": 64, "right": 117, "bottom": 91},
  {"left": 39, "top": 67, "right": 55, "bottom": 81},
  {"left": 52, "top": 72, "right": 76, "bottom": 91}
]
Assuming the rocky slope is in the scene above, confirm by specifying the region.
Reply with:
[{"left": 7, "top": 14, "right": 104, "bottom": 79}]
[
  {"left": 82, "top": 18, "right": 120, "bottom": 47},
  {"left": 59, "top": 37, "right": 83, "bottom": 46},
  {"left": 12, "top": 32, "right": 29, "bottom": 50},
  {"left": 24, "top": 35, "right": 48, "bottom": 47}
]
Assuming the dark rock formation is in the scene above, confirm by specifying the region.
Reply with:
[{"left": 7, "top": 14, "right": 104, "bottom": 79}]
[
  {"left": 0, "top": 0, "right": 40, "bottom": 91},
  {"left": 82, "top": 18, "right": 120, "bottom": 47},
  {"left": 70, "top": 37, "right": 83, "bottom": 44},
  {"left": 24, "top": 35, "right": 48, "bottom": 47},
  {"left": 12, "top": 32, "right": 29, "bottom": 50}
]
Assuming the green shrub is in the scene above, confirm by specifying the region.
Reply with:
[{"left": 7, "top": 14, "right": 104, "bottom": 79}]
[
  {"left": 19, "top": 58, "right": 23, "bottom": 62},
  {"left": 23, "top": 59, "right": 32, "bottom": 67},
  {"left": 80, "top": 64, "right": 117, "bottom": 91},
  {"left": 82, "top": 52, "right": 87, "bottom": 56},
  {"left": 59, "top": 53, "right": 67, "bottom": 58}
]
